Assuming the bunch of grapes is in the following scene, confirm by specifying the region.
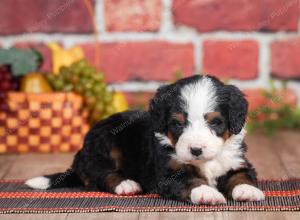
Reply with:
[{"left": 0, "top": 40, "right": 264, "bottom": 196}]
[{"left": 47, "top": 59, "right": 115, "bottom": 125}]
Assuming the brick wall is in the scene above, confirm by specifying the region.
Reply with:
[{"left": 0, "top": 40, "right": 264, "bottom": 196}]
[{"left": 0, "top": 0, "right": 300, "bottom": 108}]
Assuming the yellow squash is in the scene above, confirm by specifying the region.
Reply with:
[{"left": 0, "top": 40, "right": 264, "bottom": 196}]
[{"left": 48, "top": 43, "right": 84, "bottom": 74}]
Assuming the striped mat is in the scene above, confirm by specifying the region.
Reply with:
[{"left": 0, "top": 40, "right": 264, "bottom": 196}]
[{"left": 0, "top": 179, "right": 299, "bottom": 213}]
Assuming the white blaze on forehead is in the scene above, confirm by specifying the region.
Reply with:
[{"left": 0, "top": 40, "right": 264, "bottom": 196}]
[
  {"left": 180, "top": 77, "right": 217, "bottom": 122},
  {"left": 175, "top": 77, "right": 221, "bottom": 162}
]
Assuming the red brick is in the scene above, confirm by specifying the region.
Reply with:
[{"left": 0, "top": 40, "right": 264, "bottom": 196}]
[
  {"left": 81, "top": 41, "right": 194, "bottom": 82},
  {"left": 173, "top": 0, "right": 299, "bottom": 32},
  {"left": 104, "top": 0, "right": 161, "bottom": 32},
  {"left": 244, "top": 89, "right": 297, "bottom": 112},
  {"left": 14, "top": 43, "right": 53, "bottom": 72},
  {"left": 271, "top": 38, "right": 300, "bottom": 79},
  {"left": 203, "top": 40, "right": 259, "bottom": 80},
  {"left": 124, "top": 92, "right": 155, "bottom": 110},
  {"left": 0, "top": 0, "right": 93, "bottom": 35}
]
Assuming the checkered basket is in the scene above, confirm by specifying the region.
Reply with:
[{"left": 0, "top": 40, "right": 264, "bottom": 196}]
[{"left": 0, "top": 92, "right": 90, "bottom": 154}]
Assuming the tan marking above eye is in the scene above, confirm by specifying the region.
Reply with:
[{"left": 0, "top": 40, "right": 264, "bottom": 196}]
[
  {"left": 205, "top": 112, "right": 232, "bottom": 140},
  {"left": 172, "top": 113, "right": 185, "bottom": 124},
  {"left": 204, "top": 112, "right": 222, "bottom": 122}
]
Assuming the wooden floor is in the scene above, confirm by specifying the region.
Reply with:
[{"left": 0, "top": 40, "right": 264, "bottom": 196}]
[{"left": 1, "top": 131, "right": 300, "bottom": 219}]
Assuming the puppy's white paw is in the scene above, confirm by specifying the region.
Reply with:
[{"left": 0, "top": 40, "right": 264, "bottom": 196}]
[
  {"left": 191, "top": 185, "right": 226, "bottom": 205},
  {"left": 114, "top": 179, "right": 142, "bottom": 195},
  {"left": 25, "top": 176, "right": 50, "bottom": 189},
  {"left": 232, "top": 184, "right": 265, "bottom": 201}
]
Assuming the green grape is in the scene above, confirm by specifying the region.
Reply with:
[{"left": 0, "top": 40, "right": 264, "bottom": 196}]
[
  {"left": 93, "top": 83, "right": 105, "bottom": 94},
  {"left": 80, "top": 77, "right": 89, "bottom": 86},
  {"left": 71, "top": 60, "right": 84, "bottom": 70},
  {"left": 46, "top": 74, "right": 56, "bottom": 83},
  {"left": 60, "top": 66, "right": 69, "bottom": 76},
  {"left": 84, "top": 90, "right": 93, "bottom": 98},
  {"left": 77, "top": 59, "right": 88, "bottom": 69},
  {"left": 72, "top": 67, "right": 81, "bottom": 75},
  {"left": 92, "top": 73, "right": 104, "bottom": 82},
  {"left": 83, "top": 67, "right": 95, "bottom": 77},
  {"left": 56, "top": 74, "right": 65, "bottom": 83},
  {"left": 63, "top": 84, "right": 73, "bottom": 92},
  {"left": 103, "top": 93, "right": 113, "bottom": 104},
  {"left": 84, "top": 79, "right": 93, "bottom": 90},
  {"left": 95, "top": 102, "right": 104, "bottom": 112},
  {"left": 105, "top": 105, "right": 115, "bottom": 115},
  {"left": 53, "top": 80, "right": 64, "bottom": 91},
  {"left": 75, "top": 84, "right": 84, "bottom": 93}
]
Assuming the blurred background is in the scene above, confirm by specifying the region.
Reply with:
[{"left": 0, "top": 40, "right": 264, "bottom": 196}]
[{"left": 0, "top": 0, "right": 300, "bottom": 155}]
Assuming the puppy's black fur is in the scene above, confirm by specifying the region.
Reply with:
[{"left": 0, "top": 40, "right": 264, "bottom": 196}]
[{"left": 28, "top": 75, "right": 259, "bottom": 203}]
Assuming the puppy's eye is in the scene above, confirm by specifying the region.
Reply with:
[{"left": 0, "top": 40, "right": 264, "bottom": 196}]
[
  {"left": 172, "top": 120, "right": 184, "bottom": 129},
  {"left": 209, "top": 118, "right": 223, "bottom": 126}
]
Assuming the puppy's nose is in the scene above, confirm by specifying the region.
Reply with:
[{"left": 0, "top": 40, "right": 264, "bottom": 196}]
[{"left": 190, "top": 147, "right": 203, "bottom": 157}]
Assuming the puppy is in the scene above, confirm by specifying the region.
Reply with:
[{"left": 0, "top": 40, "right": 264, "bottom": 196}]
[{"left": 26, "top": 75, "right": 265, "bottom": 205}]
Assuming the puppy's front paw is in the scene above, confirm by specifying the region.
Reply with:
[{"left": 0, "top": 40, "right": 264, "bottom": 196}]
[
  {"left": 191, "top": 185, "right": 226, "bottom": 205},
  {"left": 114, "top": 179, "right": 142, "bottom": 195},
  {"left": 232, "top": 184, "right": 265, "bottom": 202}
]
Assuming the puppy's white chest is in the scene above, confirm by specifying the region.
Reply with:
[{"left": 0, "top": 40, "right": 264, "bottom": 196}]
[
  {"left": 201, "top": 150, "right": 245, "bottom": 187},
  {"left": 201, "top": 160, "right": 228, "bottom": 186}
]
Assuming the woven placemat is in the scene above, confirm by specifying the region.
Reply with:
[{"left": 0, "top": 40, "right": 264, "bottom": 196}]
[{"left": 0, "top": 179, "right": 299, "bottom": 213}]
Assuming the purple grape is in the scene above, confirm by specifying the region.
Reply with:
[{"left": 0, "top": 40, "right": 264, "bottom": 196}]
[{"left": 0, "top": 65, "right": 14, "bottom": 92}]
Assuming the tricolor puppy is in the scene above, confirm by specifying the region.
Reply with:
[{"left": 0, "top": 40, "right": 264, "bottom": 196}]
[{"left": 26, "top": 75, "right": 265, "bottom": 205}]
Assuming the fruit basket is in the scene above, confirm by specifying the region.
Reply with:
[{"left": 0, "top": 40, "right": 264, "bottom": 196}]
[
  {"left": 0, "top": 92, "right": 89, "bottom": 154},
  {"left": 0, "top": 0, "right": 128, "bottom": 154}
]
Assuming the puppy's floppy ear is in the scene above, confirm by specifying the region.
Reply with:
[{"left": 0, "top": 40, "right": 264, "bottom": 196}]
[
  {"left": 149, "top": 84, "right": 176, "bottom": 133},
  {"left": 219, "top": 85, "right": 248, "bottom": 134}
]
